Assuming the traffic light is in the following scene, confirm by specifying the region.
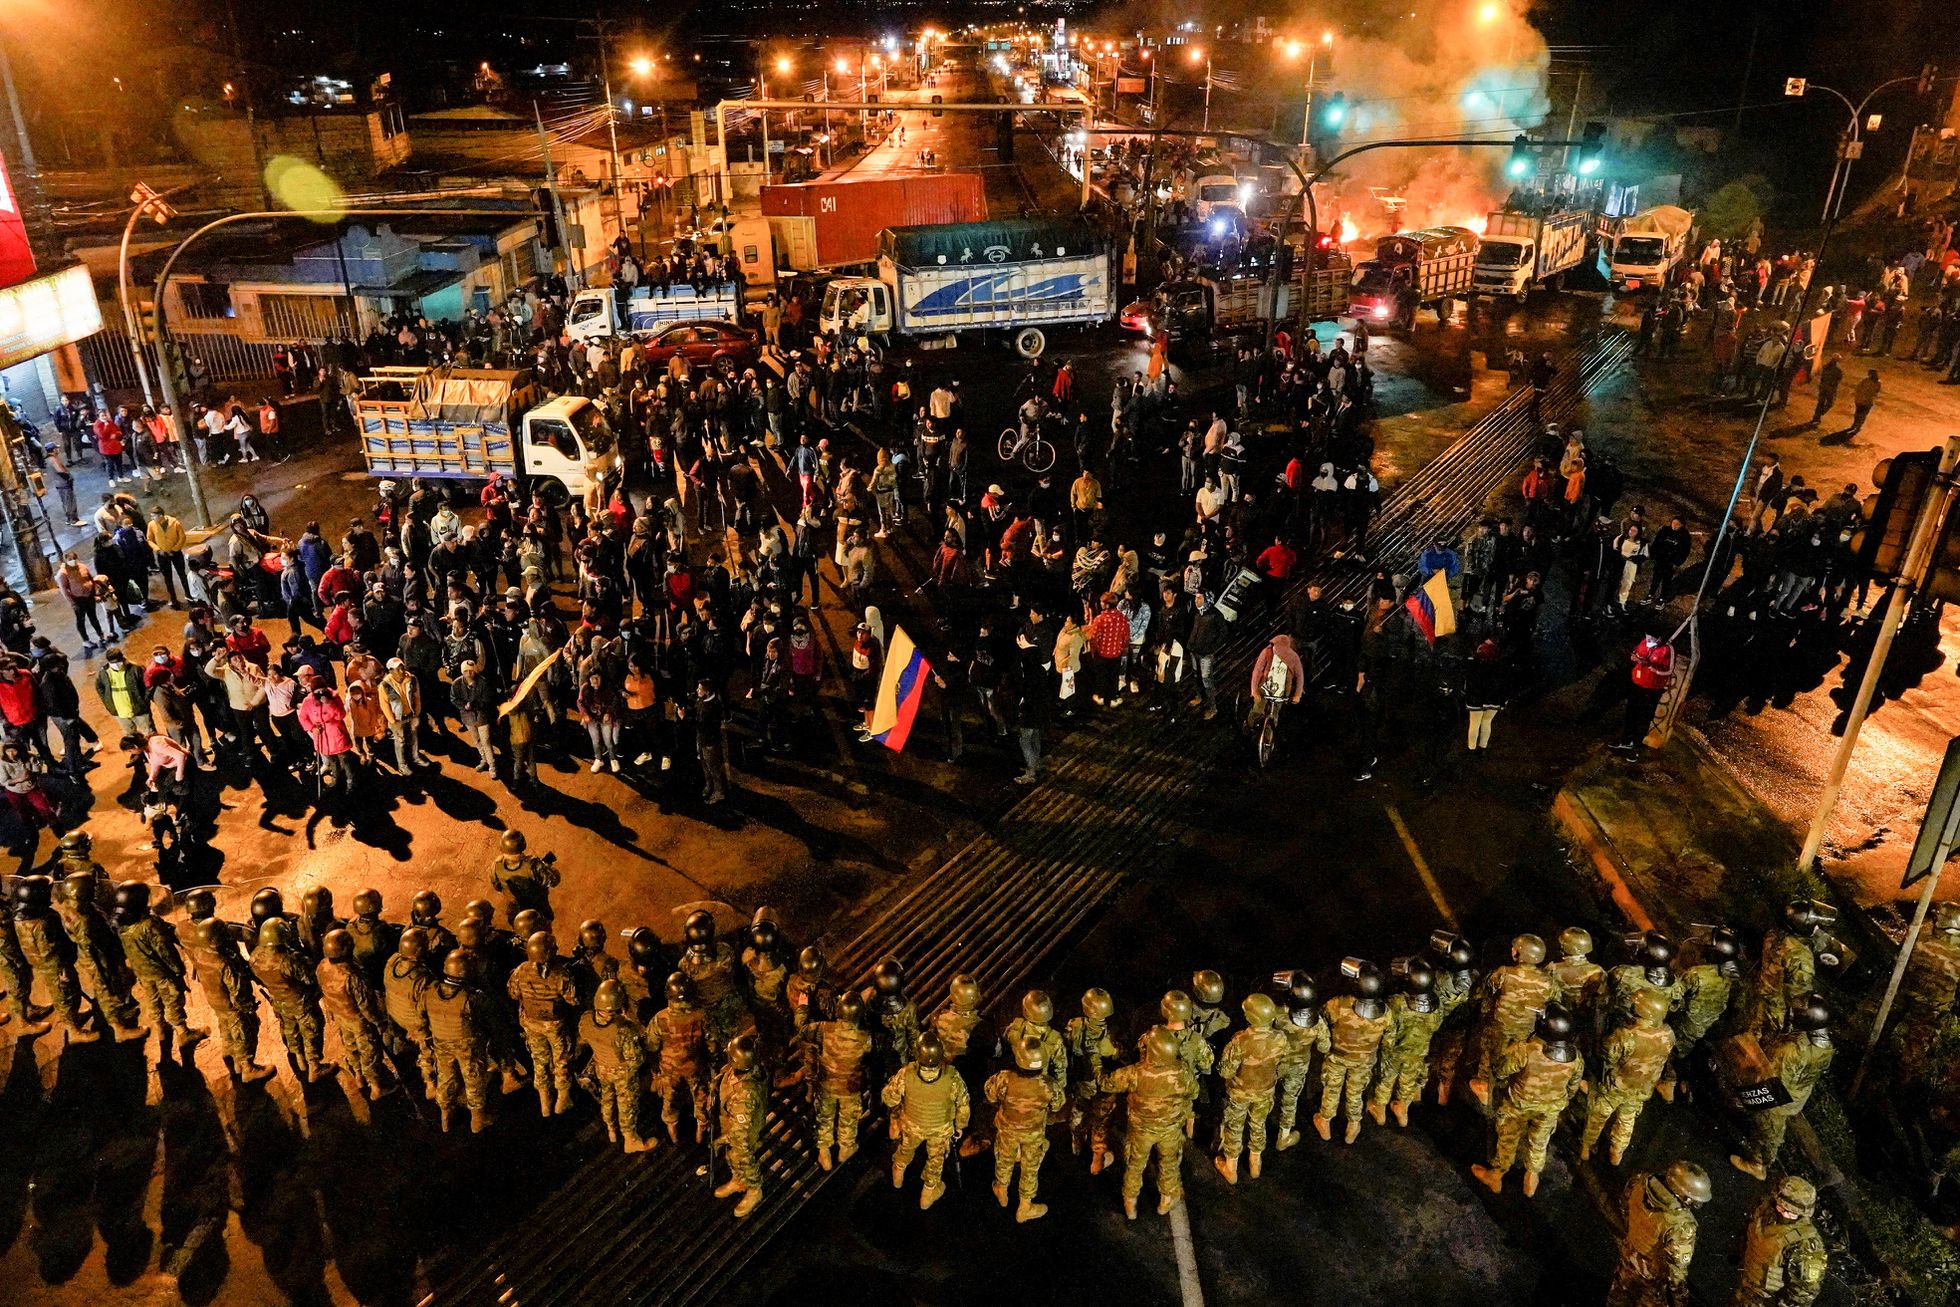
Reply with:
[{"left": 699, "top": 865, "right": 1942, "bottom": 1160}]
[
  {"left": 1919, "top": 63, "right": 1939, "bottom": 96},
  {"left": 1577, "top": 121, "right": 1606, "bottom": 176},
  {"left": 1506, "top": 134, "right": 1535, "bottom": 179},
  {"left": 931, "top": 93, "right": 944, "bottom": 117},
  {"left": 1319, "top": 92, "right": 1347, "bottom": 129}
]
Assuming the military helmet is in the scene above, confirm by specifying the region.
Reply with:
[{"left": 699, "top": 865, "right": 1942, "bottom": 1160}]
[
  {"left": 189, "top": 917, "right": 228, "bottom": 951},
  {"left": 1428, "top": 929, "right": 1476, "bottom": 971},
  {"left": 250, "top": 887, "right": 286, "bottom": 927},
  {"left": 12, "top": 874, "right": 52, "bottom": 911},
  {"left": 454, "top": 920, "right": 485, "bottom": 950},
  {"left": 301, "top": 886, "right": 334, "bottom": 918},
  {"left": 512, "top": 908, "right": 545, "bottom": 939},
  {"left": 593, "top": 979, "right": 625, "bottom": 1015},
  {"left": 1557, "top": 926, "right": 1593, "bottom": 959},
  {"left": 442, "top": 951, "right": 472, "bottom": 982},
  {"left": 1632, "top": 988, "right": 1671, "bottom": 1024},
  {"left": 352, "top": 888, "right": 383, "bottom": 918},
  {"left": 1931, "top": 901, "right": 1960, "bottom": 936},
  {"left": 257, "top": 917, "right": 293, "bottom": 950},
  {"left": 578, "top": 920, "right": 607, "bottom": 952},
  {"left": 627, "top": 927, "right": 663, "bottom": 972},
  {"left": 1663, "top": 1160, "right": 1714, "bottom": 1207},
  {"left": 1403, "top": 963, "right": 1436, "bottom": 997},
  {"left": 949, "top": 974, "right": 981, "bottom": 1011},
  {"left": 1285, "top": 971, "right": 1318, "bottom": 1012},
  {"left": 872, "top": 957, "right": 906, "bottom": 995},
  {"left": 665, "top": 972, "right": 695, "bottom": 1006},
  {"left": 1639, "top": 931, "right": 1676, "bottom": 968},
  {"left": 1703, "top": 926, "right": 1742, "bottom": 964},
  {"left": 1011, "top": 1035, "right": 1047, "bottom": 1073},
  {"left": 1348, "top": 960, "right": 1386, "bottom": 998},
  {"left": 322, "top": 928, "right": 354, "bottom": 962},
  {"left": 683, "top": 909, "right": 716, "bottom": 946},
  {"left": 57, "top": 873, "right": 94, "bottom": 908},
  {"left": 1242, "top": 992, "right": 1279, "bottom": 1028},
  {"left": 1191, "top": 969, "right": 1226, "bottom": 1005},
  {"left": 837, "top": 990, "right": 867, "bottom": 1026},
  {"left": 112, "top": 880, "right": 152, "bottom": 925},
  {"left": 1783, "top": 898, "right": 1836, "bottom": 933},
  {"left": 797, "top": 945, "right": 825, "bottom": 979},
  {"left": 1536, "top": 1003, "right": 1575, "bottom": 1043},
  {"left": 1021, "top": 989, "right": 1054, "bottom": 1025},
  {"left": 749, "top": 906, "right": 779, "bottom": 951},
  {"left": 463, "top": 899, "right": 495, "bottom": 927},
  {"left": 500, "top": 830, "right": 528, "bottom": 855},
  {"left": 914, "top": 1030, "right": 947, "bottom": 1069},
  {"left": 1511, "top": 933, "right": 1547, "bottom": 967},
  {"left": 183, "top": 887, "right": 218, "bottom": 920},
  {"left": 1143, "top": 1027, "right": 1182, "bottom": 1066},
  {"left": 1773, "top": 1174, "right": 1818, "bottom": 1218},
  {"left": 1790, "top": 992, "right": 1832, "bottom": 1032},
  {"left": 411, "top": 889, "right": 443, "bottom": 923},
  {"left": 525, "top": 931, "right": 557, "bottom": 966},
  {"left": 1160, "top": 990, "right": 1194, "bottom": 1025},
  {"left": 397, "top": 926, "right": 430, "bottom": 960},
  {"left": 59, "top": 831, "right": 93, "bottom": 856},
  {"left": 1080, "top": 988, "right": 1114, "bottom": 1021}
]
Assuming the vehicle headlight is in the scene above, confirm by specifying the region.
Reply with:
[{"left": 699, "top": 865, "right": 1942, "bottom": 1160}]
[{"left": 1375, "top": 307, "right": 1389, "bottom": 319}]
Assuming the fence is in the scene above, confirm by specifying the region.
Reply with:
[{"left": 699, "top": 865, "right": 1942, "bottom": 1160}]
[{"left": 77, "top": 327, "right": 282, "bottom": 393}]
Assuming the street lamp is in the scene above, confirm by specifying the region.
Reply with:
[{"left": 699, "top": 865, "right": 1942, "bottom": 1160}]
[
  {"left": 1282, "top": 31, "right": 1335, "bottom": 148},
  {"left": 1787, "top": 74, "right": 1928, "bottom": 221},
  {"left": 1187, "top": 45, "right": 1212, "bottom": 132}
]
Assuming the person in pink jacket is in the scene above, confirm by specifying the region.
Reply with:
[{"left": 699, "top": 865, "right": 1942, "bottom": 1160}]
[{"left": 298, "top": 684, "right": 356, "bottom": 790}]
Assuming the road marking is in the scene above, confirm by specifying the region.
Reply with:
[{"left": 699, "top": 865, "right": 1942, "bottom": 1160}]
[
  {"left": 1383, "top": 804, "right": 1460, "bottom": 928},
  {"left": 1167, "top": 1197, "right": 1206, "bottom": 1307}
]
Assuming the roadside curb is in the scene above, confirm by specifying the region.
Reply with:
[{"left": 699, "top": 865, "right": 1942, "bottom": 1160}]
[{"left": 1550, "top": 785, "right": 1656, "bottom": 930}]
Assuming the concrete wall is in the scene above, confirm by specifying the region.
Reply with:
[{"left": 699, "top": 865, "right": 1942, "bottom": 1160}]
[{"left": 170, "top": 108, "right": 410, "bottom": 206}]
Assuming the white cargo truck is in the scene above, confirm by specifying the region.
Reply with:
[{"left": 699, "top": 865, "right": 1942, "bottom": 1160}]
[
  {"left": 566, "top": 283, "right": 742, "bottom": 344},
  {"left": 1598, "top": 205, "right": 1695, "bottom": 292},
  {"left": 1472, "top": 209, "right": 1590, "bottom": 301}
]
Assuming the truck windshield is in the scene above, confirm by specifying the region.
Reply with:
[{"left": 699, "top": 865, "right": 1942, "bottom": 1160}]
[
  {"left": 1478, "top": 240, "right": 1530, "bottom": 268},
  {"left": 1353, "top": 266, "right": 1396, "bottom": 294},
  {"left": 825, "top": 285, "right": 871, "bottom": 319},
  {"left": 572, "top": 403, "right": 615, "bottom": 457},
  {"left": 1198, "top": 183, "right": 1238, "bottom": 202},
  {"left": 1617, "top": 236, "right": 1666, "bottom": 264}
]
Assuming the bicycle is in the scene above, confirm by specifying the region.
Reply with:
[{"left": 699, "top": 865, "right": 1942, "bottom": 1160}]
[
  {"left": 1240, "top": 691, "right": 1286, "bottom": 769},
  {"left": 996, "top": 423, "right": 1057, "bottom": 475}
]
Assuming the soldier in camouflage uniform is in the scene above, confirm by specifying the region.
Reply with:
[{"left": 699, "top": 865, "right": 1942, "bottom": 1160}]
[
  {"left": 1748, "top": 901, "right": 1830, "bottom": 1039},
  {"left": 317, "top": 928, "right": 392, "bottom": 1098},
  {"left": 932, "top": 972, "right": 990, "bottom": 1065},
  {"left": 111, "top": 882, "right": 207, "bottom": 1059},
  {"left": 679, "top": 910, "right": 747, "bottom": 1057},
  {"left": 1150, "top": 990, "right": 1215, "bottom": 1138},
  {"left": 986, "top": 1034, "right": 1064, "bottom": 1221},
  {"left": 1471, "top": 933, "right": 1559, "bottom": 1103},
  {"left": 10, "top": 877, "right": 92, "bottom": 1041},
  {"left": 1064, "top": 987, "right": 1119, "bottom": 1172},
  {"left": 1610, "top": 932, "right": 1686, "bottom": 1029},
  {"left": 1583, "top": 988, "right": 1676, "bottom": 1164},
  {"left": 56, "top": 874, "right": 143, "bottom": 1038},
  {"left": 345, "top": 889, "right": 401, "bottom": 986},
  {"left": 1550, "top": 926, "right": 1607, "bottom": 1055},
  {"left": 1273, "top": 971, "right": 1330, "bottom": 1149},
  {"left": 1661, "top": 926, "right": 1744, "bottom": 1101},
  {"left": 295, "top": 887, "right": 344, "bottom": 964},
  {"left": 409, "top": 889, "right": 459, "bottom": 962},
  {"left": 578, "top": 978, "right": 652, "bottom": 1152},
  {"left": 1315, "top": 960, "right": 1395, "bottom": 1144},
  {"left": 508, "top": 930, "right": 579, "bottom": 1115},
  {"left": 1732, "top": 994, "right": 1835, "bottom": 1180},
  {"left": 425, "top": 949, "right": 494, "bottom": 1132},
  {"left": 884, "top": 1029, "right": 970, "bottom": 1210},
  {"left": 251, "top": 918, "right": 330, "bottom": 1081},
  {"left": 1472, "top": 1003, "right": 1586, "bottom": 1197},
  {"left": 871, "top": 957, "right": 921, "bottom": 1090},
  {"left": 570, "top": 919, "right": 621, "bottom": 1008},
  {"left": 742, "top": 908, "right": 792, "bottom": 1067},
  {"left": 1189, "top": 969, "right": 1231, "bottom": 1048},
  {"left": 1427, "top": 932, "right": 1480, "bottom": 1106},
  {"left": 488, "top": 830, "right": 561, "bottom": 927},
  {"left": 1101, "top": 1026, "right": 1200, "bottom": 1219},
  {"left": 786, "top": 944, "right": 835, "bottom": 1037},
  {"left": 185, "top": 916, "right": 272, "bottom": 1080},
  {"left": 1733, "top": 1175, "right": 1827, "bottom": 1307},
  {"left": 1606, "top": 1161, "right": 1711, "bottom": 1307},
  {"left": 622, "top": 927, "right": 665, "bottom": 1016},
  {"left": 0, "top": 891, "right": 52, "bottom": 1035},
  {"left": 1370, "top": 961, "right": 1445, "bottom": 1128},
  {"left": 1891, "top": 902, "right": 1960, "bottom": 1080},
  {"left": 1214, "top": 992, "right": 1285, "bottom": 1183},
  {"left": 383, "top": 926, "right": 438, "bottom": 1096},
  {"left": 649, "top": 972, "right": 713, "bottom": 1143},
  {"left": 714, "top": 1033, "right": 768, "bottom": 1218},
  {"left": 1001, "top": 989, "right": 1068, "bottom": 1102},
  {"left": 809, "top": 990, "right": 875, "bottom": 1170}
]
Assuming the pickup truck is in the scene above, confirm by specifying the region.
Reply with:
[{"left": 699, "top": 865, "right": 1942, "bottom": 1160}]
[
  {"left": 566, "top": 283, "right": 742, "bottom": 345},
  {"left": 353, "top": 366, "right": 618, "bottom": 506}
]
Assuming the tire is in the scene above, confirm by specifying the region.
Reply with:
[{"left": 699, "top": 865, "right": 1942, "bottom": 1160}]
[
  {"left": 1013, "top": 326, "right": 1046, "bottom": 359},
  {"left": 1257, "top": 711, "right": 1277, "bottom": 768},
  {"left": 1024, "top": 437, "right": 1056, "bottom": 475},
  {"left": 997, "top": 428, "right": 1019, "bottom": 462},
  {"left": 535, "top": 478, "right": 571, "bottom": 509}
]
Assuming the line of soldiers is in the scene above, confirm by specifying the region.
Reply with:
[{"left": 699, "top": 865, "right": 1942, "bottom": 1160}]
[{"left": 11, "top": 840, "right": 1956, "bottom": 1301}]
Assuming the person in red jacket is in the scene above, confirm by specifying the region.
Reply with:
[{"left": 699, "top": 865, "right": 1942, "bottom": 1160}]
[
  {"left": 1086, "top": 592, "right": 1130, "bottom": 707},
  {"left": 1617, "top": 626, "right": 1676, "bottom": 752},
  {"left": 316, "top": 556, "right": 360, "bottom": 609},
  {"left": 224, "top": 614, "right": 273, "bottom": 670},
  {"left": 0, "top": 657, "right": 50, "bottom": 766}
]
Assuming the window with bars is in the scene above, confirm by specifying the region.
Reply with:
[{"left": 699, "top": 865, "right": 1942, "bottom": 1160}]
[{"left": 178, "top": 282, "right": 236, "bottom": 320}]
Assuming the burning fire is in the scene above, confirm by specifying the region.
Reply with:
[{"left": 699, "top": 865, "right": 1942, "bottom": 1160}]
[
  {"left": 1339, "top": 216, "right": 1360, "bottom": 244},
  {"left": 1462, "top": 214, "right": 1489, "bottom": 235}
]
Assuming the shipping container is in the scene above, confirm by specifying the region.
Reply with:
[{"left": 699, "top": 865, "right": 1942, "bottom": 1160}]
[{"left": 759, "top": 174, "right": 989, "bottom": 271}]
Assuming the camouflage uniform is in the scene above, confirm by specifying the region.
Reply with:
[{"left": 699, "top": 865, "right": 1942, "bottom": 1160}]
[
  {"left": 1892, "top": 925, "right": 1960, "bottom": 1079},
  {"left": 1216, "top": 1018, "right": 1287, "bottom": 1162},
  {"left": 1274, "top": 1006, "right": 1331, "bottom": 1143},
  {"left": 346, "top": 914, "right": 401, "bottom": 986},
  {"left": 985, "top": 1062, "right": 1064, "bottom": 1217},
  {"left": 716, "top": 1051, "right": 768, "bottom": 1212},
  {"left": 1606, "top": 1174, "right": 1700, "bottom": 1307},
  {"left": 251, "top": 932, "right": 327, "bottom": 1080},
  {"left": 649, "top": 996, "right": 713, "bottom": 1141},
  {"left": 384, "top": 954, "right": 437, "bottom": 1089},
  {"left": 1487, "top": 1037, "right": 1585, "bottom": 1179},
  {"left": 1550, "top": 955, "right": 1607, "bottom": 1053},
  {"left": 1583, "top": 1014, "right": 1676, "bottom": 1160},
  {"left": 1002, "top": 1014, "right": 1068, "bottom": 1101},
  {"left": 1748, "top": 931, "right": 1815, "bottom": 1039},
  {"left": 578, "top": 1004, "right": 649, "bottom": 1147},
  {"left": 318, "top": 953, "right": 390, "bottom": 1094},
  {"left": 1428, "top": 962, "right": 1481, "bottom": 1102},
  {"left": 884, "top": 1058, "right": 971, "bottom": 1206},
  {"left": 0, "top": 903, "right": 44, "bottom": 1029},
  {"left": 118, "top": 912, "right": 205, "bottom": 1047},
  {"left": 1063, "top": 1013, "right": 1119, "bottom": 1163},
  {"left": 1101, "top": 1046, "right": 1200, "bottom": 1213},
  {"left": 423, "top": 972, "right": 493, "bottom": 1127},
  {"left": 58, "top": 892, "right": 140, "bottom": 1032},
  {"left": 680, "top": 940, "right": 746, "bottom": 1055},
  {"left": 12, "top": 898, "right": 88, "bottom": 1036},
  {"left": 809, "top": 1014, "right": 875, "bottom": 1161},
  {"left": 186, "top": 921, "right": 265, "bottom": 1072},
  {"left": 1608, "top": 964, "right": 1685, "bottom": 1028},
  {"left": 1475, "top": 962, "right": 1560, "bottom": 1086},
  {"left": 1317, "top": 996, "right": 1395, "bottom": 1130},
  {"left": 1744, "top": 1034, "right": 1834, "bottom": 1171},
  {"left": 1369, "top": 993, "right": 1446, "bottom": 1117},
  {"left": 508, "top": 956, "right": 579, "bottom": 1115},
  {"left": 1733, "top": 1182, "right": 1827, "bottom": 1307},
  {"left": 488, "top": 850, "right": 560, "bottom": 926}
]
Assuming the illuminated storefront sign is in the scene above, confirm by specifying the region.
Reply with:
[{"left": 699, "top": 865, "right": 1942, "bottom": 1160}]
[{"left": 0, "top": 264, "right": 103, "bottom": 371}]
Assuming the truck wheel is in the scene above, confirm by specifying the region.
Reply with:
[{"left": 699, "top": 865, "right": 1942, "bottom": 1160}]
[
  {"left": 1013, "top": 327, "right": 1047, "bottom": 359},
  {"left": 534, "top": 479, "right": 571, "bottom": 509}
]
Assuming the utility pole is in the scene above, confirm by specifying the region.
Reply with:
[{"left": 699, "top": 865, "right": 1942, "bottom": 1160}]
[
  {"left": 1798, "top": 434, "right": 1960, "bottom": 871},
  {"left": 535, "top": 105, "right": 577, "bottom": 289}
]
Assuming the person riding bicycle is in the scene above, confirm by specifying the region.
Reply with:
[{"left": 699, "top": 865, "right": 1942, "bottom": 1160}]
[
  {"left": 1247, "top": 633, "right": 1305, "bottom": 728},
  {"left": 1011, "top": 395, "right": 1049, "bottom": 458}
]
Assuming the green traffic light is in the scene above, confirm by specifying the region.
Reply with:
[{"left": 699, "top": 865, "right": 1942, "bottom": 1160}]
[{"left": 1578, "top": 157, "right": 1601, "bottom": 175}]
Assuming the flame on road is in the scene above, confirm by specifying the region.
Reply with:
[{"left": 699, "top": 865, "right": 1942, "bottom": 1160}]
[
  {"left": 1340, "top": 216, "right": 1360, "bottom": 244},
  {"left": 1463, "top": 214, "right": 1489, "bottom": 234}
]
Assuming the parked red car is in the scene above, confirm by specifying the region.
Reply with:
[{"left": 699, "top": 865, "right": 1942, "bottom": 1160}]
[{"left": 638, "top": 320, "right": 759, "bottom": 370}]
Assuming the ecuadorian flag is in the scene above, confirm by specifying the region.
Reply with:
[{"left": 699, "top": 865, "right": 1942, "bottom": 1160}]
[
  {"left": 868, "top": 625, "right": 931, "bottom": 753},
  {"left": 1404, "top": 570, "right": 1457, "bottom": 645}
]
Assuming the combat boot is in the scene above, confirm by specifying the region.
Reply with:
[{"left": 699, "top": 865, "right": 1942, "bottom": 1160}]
[
  {"left": 536, "top": 1085, "right": 555, "bottom": 1116},
  {"left": 238, "top": 1060, "right": 275, "bottom": 1083},
  {"left": 1607, "top": 1143, "right": 1625, "bottom": 1167},
  {"left": 891, "top": 1157, "right": 906, "bottom": 1189},
  {"left": 1521, "top": 1170, "right": 1540, "bottom": 1198},
  {"left": 623, "top": 1131, "right": 653, "bottom": 1154},
  {"left": 1390, "top": 1101, "right": 1410, "bottom": 1128},
  {"left": 732, "top": 1188, "right": 761, "bottom": 1219},
  {"left": 470, "top": 1106, "right": 492, "bottom": 1133},
  {"left": 1578, "top": 1137, "right": 1594, "bottom": 1162},
  {"left": 1311, "top": 1114, "right": 1332, "bottom": 1142},
  {"left": 919, "top": 1183, "right": 944, "bottom": 1210},
  {"left": 1344, "top": 1119, "right": 1360, "bottom": 1144},
  {"left": 554, "top": 1087, "right": 574, "bottom": 1116},
  {"left": 1367, "top": 1101, "right": 1386, "bottom": 1127},
  {"left": 1655, "top": 1081, "right": 1676, "bottom": 1103},
  {"left": 1213, "top": 1154, "right": 1238, "bottom": 1185},
  {"left": 439, "top": 1105, "right": 454, "bottom": 1134},
  {"left": 1470, "top": 1163, "right": 1504, "bottom": 1194},
  {"left": 178, "top": 1026, "right": 209, "bottom": 1049},
  {"left": 993, "top": 1180, "right": 1010, "bottom": 1207},
  {"left": 1015, "top": 1199, "right": 1047, "bottom": 1223},
  {"left": 838, "top": 1139, "right": 859, "bottom": 1164},
  {"left": 1123, "top": 1194, "right": 1138, "bottom": 1219},
  {"left": 714, "top": 1177, "right": 744, "bottom": 1199},
  {"left": 1729, "top": 1153, "right": 1768, "bottom": 1181},
  {"left": 307, "top": 1057, "right": 334, "bottom": 1083},
  {"left": 10, "top": 1016, "right": 51, "bottom": 1037},
  {"left": 1155, "top": 1191, "right": 1175, "bottom": 1215},
  {"left": 1247, "top": 1151, "right": 1262, "bottom": 1179},
  {"left": 1089, "top": 1147, "right": 1108, "bottom": 1175},
  {"left": 65, "top": 1023, "right": 101, "bottom": 1044},
  {"left": 1274, "top": 1128, "right": 1300, "bottom": 1151},
  {"left": 113, "top": 1019, "right": 148, "bottom": 1043},
  {"left": 1468, "top": 1077, "right": 1490, "bottom": 1105},
  {"left": 815, "top": 1145, "right": 833, "bottom": 1171}
]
